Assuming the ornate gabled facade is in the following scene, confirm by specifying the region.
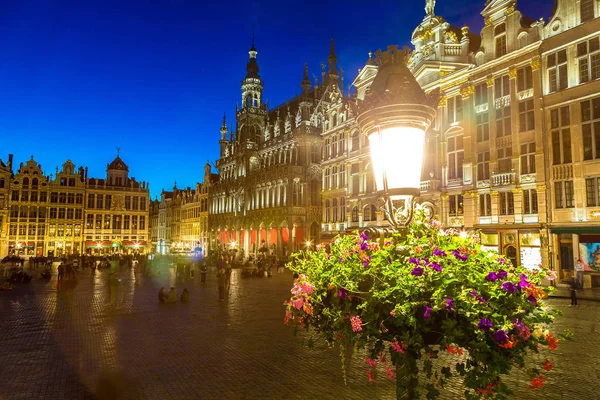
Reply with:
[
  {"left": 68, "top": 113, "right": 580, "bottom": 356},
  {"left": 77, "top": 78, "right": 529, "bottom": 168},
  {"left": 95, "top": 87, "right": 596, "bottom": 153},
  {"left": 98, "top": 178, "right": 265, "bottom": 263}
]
[
  {"left": 208, "top": 41, "right": 323, "bottom": 258},
  {"left": 84, "top": 154, "right": 150, "bottom": 254},
  {"left": 7, "top": 157, "right": 51, "bottom": 257},
  {"left": 0, "top": 155, "right": 12, "bottom": 258}
]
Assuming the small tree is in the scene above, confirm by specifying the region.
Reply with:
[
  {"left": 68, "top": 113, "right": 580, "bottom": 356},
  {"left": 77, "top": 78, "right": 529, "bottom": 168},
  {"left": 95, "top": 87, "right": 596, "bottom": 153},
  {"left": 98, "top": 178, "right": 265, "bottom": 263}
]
[{"left": 284, "top": 210, "right": 568, "bottom": 399}]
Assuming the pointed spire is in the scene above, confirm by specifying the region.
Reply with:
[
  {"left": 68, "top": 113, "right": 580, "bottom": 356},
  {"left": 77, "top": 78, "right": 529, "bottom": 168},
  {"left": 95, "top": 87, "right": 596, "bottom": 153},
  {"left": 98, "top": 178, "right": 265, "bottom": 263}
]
[
  {"left": 220, "top": 114, "right": 228, "bottom": 141},
  {"left": 301, "top": 63, "right": 311, "bottom": 94},
  {"left": 328, "top": 37, "right": 338, "bottom": 74}
]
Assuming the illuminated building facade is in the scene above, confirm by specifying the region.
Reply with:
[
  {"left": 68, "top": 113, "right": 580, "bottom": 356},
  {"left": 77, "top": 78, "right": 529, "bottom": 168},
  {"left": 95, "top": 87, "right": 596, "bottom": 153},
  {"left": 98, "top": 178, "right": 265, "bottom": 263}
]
[
  {"left": 84, "top": 155, "right": 150, "bottom": 254},
  {"left": 149, "top": 164, "right": 215, "bottom": 255},
  {"left": 208, "top": 41, "right": 324, "bottom": 258},
  {"left": 0, "top": 155, "right": 12, "bottom": 258}
]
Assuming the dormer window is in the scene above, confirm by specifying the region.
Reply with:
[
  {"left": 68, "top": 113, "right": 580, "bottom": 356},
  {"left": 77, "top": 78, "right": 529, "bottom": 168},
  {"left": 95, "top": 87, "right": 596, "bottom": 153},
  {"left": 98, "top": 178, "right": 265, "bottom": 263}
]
[{"left": 495, "top": 23, "right": 507, "bottom": 57}]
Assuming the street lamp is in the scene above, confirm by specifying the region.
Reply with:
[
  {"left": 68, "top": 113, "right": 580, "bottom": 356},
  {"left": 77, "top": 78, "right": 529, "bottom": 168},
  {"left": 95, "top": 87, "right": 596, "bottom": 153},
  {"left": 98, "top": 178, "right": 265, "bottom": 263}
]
[{"left": 357, "top": 46, "right": 437, "bottom": 230}]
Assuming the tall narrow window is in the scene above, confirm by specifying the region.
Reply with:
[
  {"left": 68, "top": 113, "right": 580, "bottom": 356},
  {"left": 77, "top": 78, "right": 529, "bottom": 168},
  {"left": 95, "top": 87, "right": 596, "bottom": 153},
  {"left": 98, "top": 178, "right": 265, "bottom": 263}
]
[
  {"left": 496, "top": 106, "right": 511, "bottom": 137},
  {"left": 476, "top": 112, "right": 489, "bottom": 142},
  {"left": 495, "top": 23, "right": 507, "bottom": 57},
  {"left": 551, "top": 106, "right": 572, "bottom": 164},
  {"left": 499, "top": 192, "right": 514, "bottom": 215},
  {"left": 581, "top": 97, "right": 600, "bottom": 160},
  {"left": 475, "top": 83, "right": 488, "bottom": 106},
  {"left": 517, "top": 65, "right": 533, "bottom": 92},
  {"left": 555, "top": 180, "right": 574, "bottom": 208},
  {"left": 332, "top": 199, "right": 338, "bottom": 223},
  {"left": 518, "top": 99, "right": 535, "bottom": 132},
  {"left": 479, "top": 193, "right": 492, "bottom": 216},
  {"left": 477, "top": 152, "right": 490, "bottom": 181},
  {"left": 586, "top": 177, "right": 600, "bottom": 206},
  {"left": 351, "top": 206, "right": 359, "bottom": 222},
  {"left": 548, "top": 50, "right": 568, "bottom": 92},
  {"left": 520, "top": 143, "right": 536, "bottom": 174},
  {"left": 577, "top": 37, "right": 600, "bottom": 83},
  {"left": 447, "top": 135, "right": 464, "bottom": 180},
  {"left": 449, "top": 194, "right": 464, "bottom": 216},
  {"left": 497, "top": 147, "right": 513, "bottom": 173},
  {"left": 340, "top": 197, "right": 346, "bottom": 222},
  {"left": 324, "top": 200, "right": 330, "bottom": 223},
  {"left": 523, "top": 189, "right": 538, "bottom": 214},
  {"left": 447, "top": 95, "right": 463, "bottom": 123}
]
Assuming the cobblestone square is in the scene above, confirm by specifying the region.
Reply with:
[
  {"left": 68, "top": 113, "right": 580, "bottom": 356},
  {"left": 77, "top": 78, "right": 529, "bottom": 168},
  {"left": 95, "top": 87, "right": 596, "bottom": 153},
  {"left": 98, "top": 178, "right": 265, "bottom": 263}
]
[{"left": 0, "top": 265, "right": 598, "bottom": 399}]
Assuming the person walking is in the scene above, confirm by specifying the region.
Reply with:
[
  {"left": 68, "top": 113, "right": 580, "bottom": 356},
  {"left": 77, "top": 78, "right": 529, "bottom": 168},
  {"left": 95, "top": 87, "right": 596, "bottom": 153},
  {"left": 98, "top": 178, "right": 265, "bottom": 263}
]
[
  {"left": 180, "top": 288, "right": 190, "bottom": 303},
  {"left": 575, "top": 258, "right": 585, "bottom": 290},
  {"left": 217, "top": 264, "right": 227, "bottom": 301},
  {"left": 569, "top": 274, "right": 578, "bottom": 307},
  {"left": 200, "top": 262, "right": 207, "bottom": 283}
]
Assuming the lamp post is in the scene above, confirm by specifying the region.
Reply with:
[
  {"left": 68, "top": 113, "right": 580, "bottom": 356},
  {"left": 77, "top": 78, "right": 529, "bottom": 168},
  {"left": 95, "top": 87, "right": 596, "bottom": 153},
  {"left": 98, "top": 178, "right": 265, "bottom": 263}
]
[{"left": 357, "top": 46, "right": 437, "bottom": 232}]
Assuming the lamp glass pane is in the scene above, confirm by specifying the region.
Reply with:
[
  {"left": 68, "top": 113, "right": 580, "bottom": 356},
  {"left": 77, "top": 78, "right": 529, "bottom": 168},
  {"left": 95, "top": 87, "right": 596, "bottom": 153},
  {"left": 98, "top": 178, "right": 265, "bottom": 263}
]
[{"left": 369, "top": 126, "right": 425, "bottom": 192}]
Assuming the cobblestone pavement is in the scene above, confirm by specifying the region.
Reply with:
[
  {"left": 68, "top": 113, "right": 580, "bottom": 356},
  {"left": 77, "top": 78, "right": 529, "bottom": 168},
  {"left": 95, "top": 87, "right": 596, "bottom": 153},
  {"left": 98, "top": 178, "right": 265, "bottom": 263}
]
[{"left": 0, "top": 265, "right": 598, "bottom": 400}]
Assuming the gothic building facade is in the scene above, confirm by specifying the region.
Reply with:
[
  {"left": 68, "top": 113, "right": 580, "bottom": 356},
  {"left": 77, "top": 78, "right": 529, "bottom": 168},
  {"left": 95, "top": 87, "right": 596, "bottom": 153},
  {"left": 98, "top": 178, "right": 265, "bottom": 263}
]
[{"left": 208, "top": 41, "right": 328, "bottom": 258}]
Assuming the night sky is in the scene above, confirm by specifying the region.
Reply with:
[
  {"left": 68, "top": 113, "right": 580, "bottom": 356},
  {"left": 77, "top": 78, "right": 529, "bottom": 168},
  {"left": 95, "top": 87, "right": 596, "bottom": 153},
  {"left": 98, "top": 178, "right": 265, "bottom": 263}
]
[{"left": 0, "top": 0, "right": 554, "bottom": 198}]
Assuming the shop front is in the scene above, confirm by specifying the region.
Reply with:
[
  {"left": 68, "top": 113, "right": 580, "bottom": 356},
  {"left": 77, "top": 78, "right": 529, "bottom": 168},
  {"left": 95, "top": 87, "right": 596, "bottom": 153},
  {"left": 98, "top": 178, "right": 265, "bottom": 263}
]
[
  {"left": 478, "top": 228, "right": 542, "bottom": 271},
  {"left": 552, "top": 226, "right": 600, "bottom": 288}
]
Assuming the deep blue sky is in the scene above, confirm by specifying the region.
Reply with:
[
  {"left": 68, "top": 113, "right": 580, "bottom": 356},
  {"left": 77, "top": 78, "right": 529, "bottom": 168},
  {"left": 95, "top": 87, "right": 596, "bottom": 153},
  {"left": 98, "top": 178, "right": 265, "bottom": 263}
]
[{"left": 0, "top": 0, "right": 553, "bottom": 199}]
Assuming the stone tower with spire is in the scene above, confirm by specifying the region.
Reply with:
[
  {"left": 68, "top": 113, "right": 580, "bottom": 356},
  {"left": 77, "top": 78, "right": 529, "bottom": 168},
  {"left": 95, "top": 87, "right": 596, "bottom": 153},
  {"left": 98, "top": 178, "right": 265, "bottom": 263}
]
[{"left": 237, "top": 36, "right": 268, "bottom": 145}]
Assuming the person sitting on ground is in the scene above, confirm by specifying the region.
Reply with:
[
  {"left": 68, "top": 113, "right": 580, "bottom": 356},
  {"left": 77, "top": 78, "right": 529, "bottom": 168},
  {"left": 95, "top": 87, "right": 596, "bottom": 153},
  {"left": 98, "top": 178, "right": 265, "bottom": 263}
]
[
  {"left": 158, "top": 287, "right": 167, "bottom": 303},
  {"left": 166, "top": 287, "right": 177, "bottom": 303},
  {"left": 180, "top": 288, "right": 190, "bottom": 303}
]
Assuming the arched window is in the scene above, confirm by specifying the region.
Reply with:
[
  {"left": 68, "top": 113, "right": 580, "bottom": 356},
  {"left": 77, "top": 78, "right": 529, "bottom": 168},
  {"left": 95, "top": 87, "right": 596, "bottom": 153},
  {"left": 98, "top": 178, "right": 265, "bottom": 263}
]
[
  {"left": 363, "top": 205, "right": 372, "bottom": 222},
  {"left": 495, "top": 23, "right": 507, "bottom": 57},
  {"left": 32, "top": 178, "right": 38, "bottom": 187},
  {"left": 351, "top": 206, "right": 359, "bottom": 222},
  {"left": 22, "top": 177, "right": 29, "bottom": 187}
]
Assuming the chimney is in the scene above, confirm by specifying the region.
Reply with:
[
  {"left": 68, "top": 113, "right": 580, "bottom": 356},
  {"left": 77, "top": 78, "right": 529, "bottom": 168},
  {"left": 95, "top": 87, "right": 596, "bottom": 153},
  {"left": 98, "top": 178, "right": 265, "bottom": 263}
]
[{"left": 8, "top": 154, "right": 13, "bottom": 171}]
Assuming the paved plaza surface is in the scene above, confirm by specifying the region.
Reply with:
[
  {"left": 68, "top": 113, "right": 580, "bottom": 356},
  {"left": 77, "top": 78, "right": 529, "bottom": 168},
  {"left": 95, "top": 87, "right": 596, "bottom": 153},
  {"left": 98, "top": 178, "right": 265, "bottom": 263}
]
[{"left": 0, "top": 264, "right": 598, "bottom": 400}]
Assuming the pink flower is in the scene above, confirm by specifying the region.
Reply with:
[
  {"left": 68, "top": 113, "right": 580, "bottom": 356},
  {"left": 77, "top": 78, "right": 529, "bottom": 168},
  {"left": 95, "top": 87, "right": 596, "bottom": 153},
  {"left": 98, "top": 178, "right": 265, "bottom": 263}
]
[
  {"left": 385, "top": 365, "right": 396, "bottom": 381},
  {"left": 350, "top": 315, "right": 363, "bottom": 332},
  {"left": 390, "top": 310, "right": 395, "bottom": 317},
  {"left": 390, "top": 340, "right": 406, "bottom": 353},
  {"left": 365, "top": 357, "right": 377, "bottom": 367},
  {"left": 294, "top": 297, "right": 305, "bottom": 310},
  {"left": 366, "top": 369, "right": 376, "bottom": 382},
  {"left": 301, "top": 282, "right": 314, "bottom": 295}
]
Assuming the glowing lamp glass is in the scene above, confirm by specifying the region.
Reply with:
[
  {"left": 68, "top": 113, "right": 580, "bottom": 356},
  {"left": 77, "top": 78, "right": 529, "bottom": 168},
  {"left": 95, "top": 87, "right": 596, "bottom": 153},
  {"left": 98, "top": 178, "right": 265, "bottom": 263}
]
[{"left": 368, "top": 126, "right": 425, "bottom": 195}]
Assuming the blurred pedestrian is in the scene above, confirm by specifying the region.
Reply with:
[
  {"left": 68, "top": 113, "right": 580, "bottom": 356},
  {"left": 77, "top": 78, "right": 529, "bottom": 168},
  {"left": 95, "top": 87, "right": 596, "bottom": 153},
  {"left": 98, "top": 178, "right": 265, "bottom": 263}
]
[
  {"left": 570, "top": 275, "right": 578, "bottom": 307},
  {"left": 166, "top": 287, "right": 177, "bottom": 303},
  {"left": 217, "top": 264, "right": 227, "bottom": 301},
  {"left": 158, "top": 287, "right": 167, "bottom": 303},
  {"left": 180, "top": 288, "right": 190, "bottom": 303},
  {"left": 575, "top": 258, "right": 585, "bottom": 290}
]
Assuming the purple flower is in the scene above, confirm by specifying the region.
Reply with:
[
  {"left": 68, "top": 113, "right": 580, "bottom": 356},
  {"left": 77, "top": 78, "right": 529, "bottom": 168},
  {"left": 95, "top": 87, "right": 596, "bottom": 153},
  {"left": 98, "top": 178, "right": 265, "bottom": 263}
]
[
  {"left": 527, "top": 295, "right": 538, "bottom": 306},
  {"left": 501, "top": 281, "right": 518, "bottom": 293},
  {"left": 498, "top": 258, "right": 506, "bottom": 265},
  {"left": 493, "top": 329, "right": 508, "bottom": 343},
  {"left": 424, "top": 306, "right": 431, "bottom": 319},
  {"left": 512, "top": 319, "right": 525, "bottom": 334},
  {"left": 445, "top": 298, "right": 453, "bottom": 311},
  {"left": 478, "top": 318, "right": 493, "bottom": 332},
  {"left": 485, "top": 272, "right": 498, "bottom": 282},
  {"left": 409, "top": 257, "right": 419, "bottom": 265},
  {"left": 452, "top": 250, "right": 468, "bottom": 261},
  {"left": 429, "top": 262, "right": 442, "bottom": 272},
  {"left": 360, "top": 241, "right": 369, "bottom": 251},
  {"left": 338, "top": 288, "right": 348, "bottom": 299},
  {"left": 411, "top": 267, "right": 424, "bottom": 276},
  {"left": 497, "top": 269, "right": 508, "bottom": 280},
  {"left": 519, "top": 273, "right": 530, "bottom": 289},
  {"left": 471, "top": 290, "right": 487, "bottom": 303},
  {"left": 363, "top": 257, "right": 370, "bottom": 268},
  {"left": 433, "top": 247, "right": 447, "bottom": 257},
  {"left": 360, "top": 231, "right": 370, "bottom": 242}
]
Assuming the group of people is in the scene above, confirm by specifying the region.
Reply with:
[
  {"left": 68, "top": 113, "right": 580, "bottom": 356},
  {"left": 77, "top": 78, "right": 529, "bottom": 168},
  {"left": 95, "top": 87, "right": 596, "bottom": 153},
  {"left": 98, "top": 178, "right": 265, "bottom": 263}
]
[{"left": 158, "top": 287, "right": 190, "bottom": 303}]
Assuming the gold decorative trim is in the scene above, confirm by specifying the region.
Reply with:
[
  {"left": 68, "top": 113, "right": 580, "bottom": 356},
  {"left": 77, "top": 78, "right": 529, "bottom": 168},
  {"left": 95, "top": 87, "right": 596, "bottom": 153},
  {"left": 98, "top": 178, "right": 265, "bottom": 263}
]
[
  {"left": 461, "top": 26, "right": 469, "bottom": 36},
  {"left": 508, "top": 67, "right": 517, "bottom": 79},
  {"left": 441, "top": 76, "right": 469, "bottom": 91},
  {"left": 486, "top": 76, "right": 494, "bottom": 87},
  {"left": 484, "top": 16, "right": 492, "bottom": 26},
  {"left": 460, "top": 85, "right": 475, "bottom": 99},
  {"left": 536, "top": 184, "right": 547, "bottom": 191},
  {"left": 505, "top": 5, "right": 516, "bottom": 16},
  {"left": 438, "top": 96, "right": 448, "bottom": 107},
  {"left": 530, "top": 56, "right": 541, "bottom": 71}
]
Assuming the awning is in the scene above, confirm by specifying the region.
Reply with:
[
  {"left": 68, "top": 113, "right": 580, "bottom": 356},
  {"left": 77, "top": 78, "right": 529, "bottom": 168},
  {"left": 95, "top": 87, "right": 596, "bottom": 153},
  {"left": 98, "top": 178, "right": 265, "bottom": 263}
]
[
  {"left": 551, "top": 226, "right": 600, "bottom": 234},
  {"left": 85, "top": 240, "right": 112, "bottom": 248}
]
